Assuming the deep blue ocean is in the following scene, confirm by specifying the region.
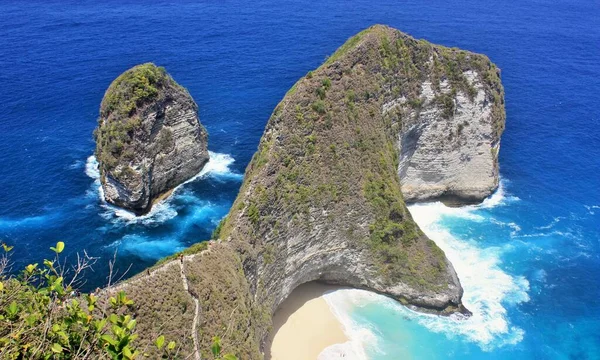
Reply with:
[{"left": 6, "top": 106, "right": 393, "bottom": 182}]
[{"left": 1, "top": 0, "right": 599, "bottom": 358}]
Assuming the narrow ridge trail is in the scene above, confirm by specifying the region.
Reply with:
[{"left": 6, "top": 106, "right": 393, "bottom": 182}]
[{"left": 180, "top": 258, "right": 201, "bottom": 360}]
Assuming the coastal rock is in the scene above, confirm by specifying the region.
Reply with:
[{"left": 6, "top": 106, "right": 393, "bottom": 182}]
[
  {"left": 94, "top": 63, "right": 209, "bottom": 214},
  {"left": 113, "top": 26, "right": 504, "bottom": 359},
  {"left": 391, "top": 66, "right": 505, "bottom": 204}
]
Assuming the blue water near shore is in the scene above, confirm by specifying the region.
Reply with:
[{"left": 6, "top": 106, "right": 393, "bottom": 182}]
[{"left": 1, "top": 0, "right": 599, "bottom": 358}]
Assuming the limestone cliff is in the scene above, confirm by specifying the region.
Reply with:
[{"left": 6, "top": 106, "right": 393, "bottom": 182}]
[
  {"left": 94, "top": 63, "right": 209, "bottom": 215},
  {"left": 111, "top": 26, "right": 505, "bottom": 359},
  {"left": 391, "top": 49, "right": 505, "bottom": 203}
]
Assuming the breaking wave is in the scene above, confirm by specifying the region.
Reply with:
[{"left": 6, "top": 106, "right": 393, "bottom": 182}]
[
  {"left": 321, "top": 181, "right": 529, "bottom": 356},
  {"left": 85, "top": 151, "right": 241, "bottom": 225},
  {"left": 319, "top": 289, "right": 380, "bottom": 360},
  {"left": 406, "top": 200, "right": 530, "bottom": 349},
  {"left": 474, "top": 179, "right": 520, "bottom": 210}
]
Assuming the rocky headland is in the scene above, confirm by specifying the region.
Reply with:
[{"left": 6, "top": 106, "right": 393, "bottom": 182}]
[
  {"left": 107, "top": 25, "right": 505, "bottom": 359},
  {"left": 94, "top": 63, "right": 209, "bottom": 215}
]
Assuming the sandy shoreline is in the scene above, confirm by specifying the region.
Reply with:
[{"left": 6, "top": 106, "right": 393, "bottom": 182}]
[{"left": 266, "top": 282, "right": 348, "bottom": 360}]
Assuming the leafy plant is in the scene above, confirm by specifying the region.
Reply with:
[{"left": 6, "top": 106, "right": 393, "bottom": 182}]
[
  {"left": 0, "top": 242, "right": 176, "bottom": 359},
  {"left": 210, "top": 336, "right": 237, "bottom": 360}
]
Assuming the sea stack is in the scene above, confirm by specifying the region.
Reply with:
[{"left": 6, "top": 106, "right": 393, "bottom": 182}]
[{"left": 94, "top": 63, "right": 209, "bottom": 215}]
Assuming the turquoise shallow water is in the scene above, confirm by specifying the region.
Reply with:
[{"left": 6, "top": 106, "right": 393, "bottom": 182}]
[
  {"left": 322, "top": 181, "right": 600, "bottom": 359},
  {"left": 1, "top": 0, "right": 599, "bottom": 358}
]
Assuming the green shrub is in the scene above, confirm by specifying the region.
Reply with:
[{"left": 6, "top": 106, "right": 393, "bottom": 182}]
[
  {"left": 408, "top": 97, "right": 423, "bottom": 109},
  {"left": 435, "top": 92, "right": 456, "bottom": 119},
  {"left": 118, "top": 165, "right": 137, "bottom": 179},
  {"left": 311, "top": 100, "right": 327, "bottom": 114},
  {"left": 247, "top": 203, "right": 260, "bottom": 225},
  {"left": 212, "top": 217, "right": 227, "bottom": 239},
  {"left": 346, "top": 90, "right": 356, "bottom": 103},
  {"left": 316, "top": 86, "right": 326, "bottom": 100},
  {"left": 0, "top": 242, "right": 177, "bottom": 359},
  {"left": 210, "top": 336, "right": 238, "bottom": 360},
  {"left": 295, "top": 105, "right": 304, "bottom": 122}
]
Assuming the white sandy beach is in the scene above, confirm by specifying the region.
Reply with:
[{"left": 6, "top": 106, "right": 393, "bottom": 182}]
[{"left": 266, "top": 282, "right": 348, "bottom": 360}]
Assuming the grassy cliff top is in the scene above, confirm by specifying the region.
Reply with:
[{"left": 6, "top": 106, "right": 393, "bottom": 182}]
[
  {"left": 100, "top": 63, "right": 171, "bottom": 121},
  {"left": 94, "top": 63, "right": 191, "bottom": 175},
  {"left": 329, "top": 25, "right": 503, "bottom": 128}
]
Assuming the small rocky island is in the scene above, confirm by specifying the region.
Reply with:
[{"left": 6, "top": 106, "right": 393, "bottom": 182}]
[
  {"left": 106, "top": 25, "right": 505, "bottom": 359},
  {"left": 94, "top": 63, "right": 209, "bottom": 215}
]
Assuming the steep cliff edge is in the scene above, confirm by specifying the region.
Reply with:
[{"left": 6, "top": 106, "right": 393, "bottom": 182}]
[
  {"left": 94, "top": 63, "right": 209, "bottom": 215},
  {"left": 112, "top": 26, "right": 505, "bottom": 359},
  {"left": 386, "top": 33, "right": 505, "bottom": 203}
]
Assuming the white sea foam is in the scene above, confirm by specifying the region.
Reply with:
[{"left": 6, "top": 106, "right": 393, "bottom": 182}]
[
  {"left": 85, "top": 151, "right": 241, "bottom": 225},
  {"left": 321, "top": 182, "right": 529, "bottom": 354},
  {"left": 319, "top": 289, "right": 380, "bottom": 360},
  {"left": 85, "top": 155, "right": 100, "bottom": 179},
  {"left": 406, "top": 194, "right": 529, "bottom": 349},
  {"left": 106, "top": 234, "right": 185, "bottom": 260},
  {"left": 184, "top": 151, "right": 243, "bottom": 183},
  {"left": 490, "top": 218, "right": 522, "bottom": 237},
  {"left": 584, "top": 205, "right": 600, "bottom": 215},
  {"left": 477, "top": 180, "right": 520, "bottom": 209},
  {"left": 100, "top": 200, "right": 180, "bottom": 226},
  {"left": 535, "top": 216, "right": 564, "bottom": 230}
]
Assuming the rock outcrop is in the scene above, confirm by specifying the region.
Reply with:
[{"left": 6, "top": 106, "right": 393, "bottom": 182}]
[
  {"left": 94, "top": 63, "right": 209, "bottom": 215},
  {"left": 392, "top": 59, "right": 505, "bottom": 203},
  {"left": 109, "top": 26, "right": 505, "bottom": 359}
]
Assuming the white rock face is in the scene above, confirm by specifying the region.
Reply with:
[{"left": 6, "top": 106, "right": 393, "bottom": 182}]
[{"left": 386, "top": 70, "right": 502, "bottom": 203}]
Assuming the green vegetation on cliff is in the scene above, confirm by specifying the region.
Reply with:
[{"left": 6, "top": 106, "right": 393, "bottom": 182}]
[
  {"left": 94, "top": 63, "right": 181, "bottom": 175},
  {"left": 0, "top": 243, "right": 181, "bottom": 359},
  {"left": 100, "top": 63, "right": 169, "bottom": 121}
]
